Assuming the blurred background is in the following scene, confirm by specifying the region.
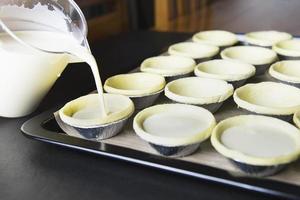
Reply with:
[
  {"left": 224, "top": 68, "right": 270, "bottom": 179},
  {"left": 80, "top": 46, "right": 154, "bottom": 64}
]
[{"left": 75, "top": 0, "right": 300, "bottom": 42}]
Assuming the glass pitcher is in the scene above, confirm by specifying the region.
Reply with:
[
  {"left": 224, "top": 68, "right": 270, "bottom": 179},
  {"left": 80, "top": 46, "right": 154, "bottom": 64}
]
[{"left": 0, "top": 0, "right": 90, "bottom": 117}]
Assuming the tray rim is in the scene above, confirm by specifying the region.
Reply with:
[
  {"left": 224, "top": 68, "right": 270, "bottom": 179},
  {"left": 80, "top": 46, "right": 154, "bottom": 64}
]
[
  {"left": 21, "top": 33, "right": 300, "bottom": 200},
  {"left": 21, "top": 107, "right": 300, "bottom": 200}
]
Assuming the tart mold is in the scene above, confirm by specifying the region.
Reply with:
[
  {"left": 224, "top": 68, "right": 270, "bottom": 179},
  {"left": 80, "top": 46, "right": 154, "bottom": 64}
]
[
  {"left": 211, "top": 115, "right": 300, "bottom": 176},
  {"left": 231, "top": 160, "right": 286, "bottom": 177},
  {"left": 268, "top": 61, "right": 300, "bottom": 88},
  {"left": 59, "top": 93, "right": 134, "bottom": 127},
  {"left": 164, "top": 77, "right": 233, "bottom": 112},
  {"left": 192, "top": 30, "right": 238, "bottom": 48},
  {"left": 168, "top": 42, "right": 219, "bottom": 62},
  {"left": 273, "top": 39, "right": 300, "bottom": 60},
  {"left": 104, "top": 72, "right": 166, "bottom": 96},
  {"left": 140, "top": 56, "right": 196, "bottom": 79},
  {"left": 55, "top": 112, "right": 131, "bottom": 141},
  {"left": 245, "top": 31, "right": 292, "bottom": 47},
  {"left": 233, "top": 82, "right": 300, "bottom": 116},
  {"left": 130, "top": 89, "right": 163, "bottom": 110},
  {"left": 221, "top": 46, "right": 278, "bottom": 75},
  {"left": 194, "top": 59, "right": 255, "bottom": 88},
  {"left": 149, "top": 143, "right": 200, "bottom": 157},
  {"left": 133, "top": 104, "right": 216, "bottom": 157},
  {"left": 104, "top": 73, "right": 166, "bottom": 109}
]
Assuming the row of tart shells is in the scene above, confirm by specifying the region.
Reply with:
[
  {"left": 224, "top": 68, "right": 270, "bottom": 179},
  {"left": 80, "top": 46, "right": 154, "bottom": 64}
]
[{"left": 58, "top": 30, "right": 300, "bottom": 175}]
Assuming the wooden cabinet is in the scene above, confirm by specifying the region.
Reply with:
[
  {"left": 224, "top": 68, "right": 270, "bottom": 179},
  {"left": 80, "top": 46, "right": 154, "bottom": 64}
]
[{"left": 75, "top": 0, "right": 129, "bottom": 41}]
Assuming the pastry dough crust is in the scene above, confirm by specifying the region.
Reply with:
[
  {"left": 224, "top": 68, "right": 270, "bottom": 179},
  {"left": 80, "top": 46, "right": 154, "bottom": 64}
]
[
  {"left": 245, "top": 31, "right": 292, "bottom": 47},
  {"left": 211, "top": 115, "right": 300, "bottom": 166},
  {"left": 168, "top": 42, "right": 219, "bottom": 59},
  {"left": 133, "top": 104, "right": 216, "bottom": 146},
  {"left": 194, "top": 59, "right": 256, "bottom": 81},
  {"left": 293, "top": 110, "right": 300, "bottom": 129},
  {"left": 165, "top": 77, "right": 233, "bottom": 104},
  {"left": 273, "top": 39, "right": 300, "bottom": 57},
  {"left": 269, "top": 61, "right": 300, "bottom": 83},
  {"left": 104, "top": 72, "right": 166, "bottom": 96},
  {"left": 234, "top": 82, "right": 300, "bottom": 115},
  {"left": 140, "top": 56, "right": 196, "bottom": 77},
  {"left": 59, "top": 93, "right": 134, "bottom": 127},
  {"left": 221, "top": 46, "right": 277, "bottom": 65},
  {"left": 192, "top": 30, "right": 238, "bottom": 47}
]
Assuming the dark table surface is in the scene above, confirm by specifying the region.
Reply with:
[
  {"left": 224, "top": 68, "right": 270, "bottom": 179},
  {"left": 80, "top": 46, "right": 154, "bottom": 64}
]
[{"left": 1, "top": 31, "right": 275, "bottom": 200}]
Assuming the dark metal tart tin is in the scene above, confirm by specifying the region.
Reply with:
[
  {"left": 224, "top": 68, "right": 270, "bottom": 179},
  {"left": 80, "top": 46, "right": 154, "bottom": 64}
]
[
  {"left": 254, "top": 63, "right": 273, "bottom": 76},
  {"left": 237, "top": 108, "right": 293, "bottom": 122},
  {"left": 165, "top": 72, "right": 194, "bottom": 82},
  {"left": 200, "top": 102, "right": 224, "bottom": 113},
  {"left": 194, "top": 56, "right": 215, "bottom": 64},
  {"left": 149, "top": 142, "right": 200, "bottom": 158},
  {"left": 277, "top": 54, "right": 300, "bottom": 61},
  {"left": 228, "top": 79, "right": 248, "bottom": 89},
  {"left": 130, "top": 90, "right": 163, "bottom": 110},
  {"left": 267, "top": 75, "right": 300, "bottom": 89},
  {"left": 55, "top": 112, "right": 131, "bottom": 141},
  {"left": 167, "top": 99, "right": 224, "bottom": 113},
  {"left": 243, "top": 42, "right": 272, "bottom": 49},
  {"left": 231, "top": 160, "right": 286, "bottom": 177}
]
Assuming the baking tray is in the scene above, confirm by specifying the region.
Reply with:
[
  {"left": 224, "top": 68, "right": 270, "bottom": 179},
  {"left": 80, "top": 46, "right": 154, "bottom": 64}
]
[{"left": 21, "top": 34, "right": 300, "bottom": 200}]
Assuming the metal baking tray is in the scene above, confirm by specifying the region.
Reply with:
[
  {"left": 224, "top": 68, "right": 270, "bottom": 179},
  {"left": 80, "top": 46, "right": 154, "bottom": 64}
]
[{"left": 21, "top": 34, "right": 300, "bottom": 200}]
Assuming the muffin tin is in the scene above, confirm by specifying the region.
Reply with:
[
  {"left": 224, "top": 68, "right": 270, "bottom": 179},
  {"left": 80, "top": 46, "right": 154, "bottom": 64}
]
[{"left": 21, "top": 33, "right": 300, "bottom": 200}]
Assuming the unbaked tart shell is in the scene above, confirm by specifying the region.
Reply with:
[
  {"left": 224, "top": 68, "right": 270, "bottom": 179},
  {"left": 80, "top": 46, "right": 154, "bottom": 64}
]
[
  {"left": 245, "top": 31, "right": 292, "bottom": 47},
  {"left": 194, "top": 59, "right": 256, "bottom": 82},
  {"left": 168, "top": 42, "right": 219, "bottom": 60},
  {"left": 165, "top": 77, "right": 234, "bottom": 105},
  {"left": 269, "top": 60, "right": 300, "bottom": 85},
  {"left": 234, "top": 82, "right": 300, "bottom": 116},
  {"left": 140, "top": 56, "right": 196, "bottom": 77},
  {"left": 192, "top": 30, "right": 238, "bottom": 47}
]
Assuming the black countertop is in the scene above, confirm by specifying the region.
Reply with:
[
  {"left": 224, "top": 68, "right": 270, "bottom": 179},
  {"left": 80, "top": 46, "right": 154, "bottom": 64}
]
[{"left": 1, "top": 31, "right": 272, "bottom": 200}]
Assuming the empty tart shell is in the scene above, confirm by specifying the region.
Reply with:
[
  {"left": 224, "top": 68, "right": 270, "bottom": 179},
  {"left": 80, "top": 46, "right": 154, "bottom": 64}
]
[
  {"left": 165, "top": 77, "right": 233, "bottom": 113},
  {"left": 104, "top": 72, "right": 166, "bottom": 109},
  {"left": 211, "top": 115, "right": 300, "bottom": 176},
  {"left": 194, "top": 59, "right": 256, "bottom": 88},
  {"left": 234, "top": 82, "right": 300, "bottom": 120},
  {"left": 168, "top": 42, "right": 219, "bottom": 62},
  {"left": 140, "top": 56, "right": 196, "bottom": 81},
  {"left": 269, "top": 60, "right": 300, "bottom": 87},
  {"left": 273, "top": 39, "right": 300, "bottom": 60},
  {"left": 133, "top": 104, "right": 216, "bottom": 157},
  {"left": 221, "top": 46, "right": 278, "bottom": 75},
  {"left": 192, "top": 30, "right": 238, "bottom": 48},
  {"left": 245, "top": 31, "right": 292, "bottom": 47}
]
